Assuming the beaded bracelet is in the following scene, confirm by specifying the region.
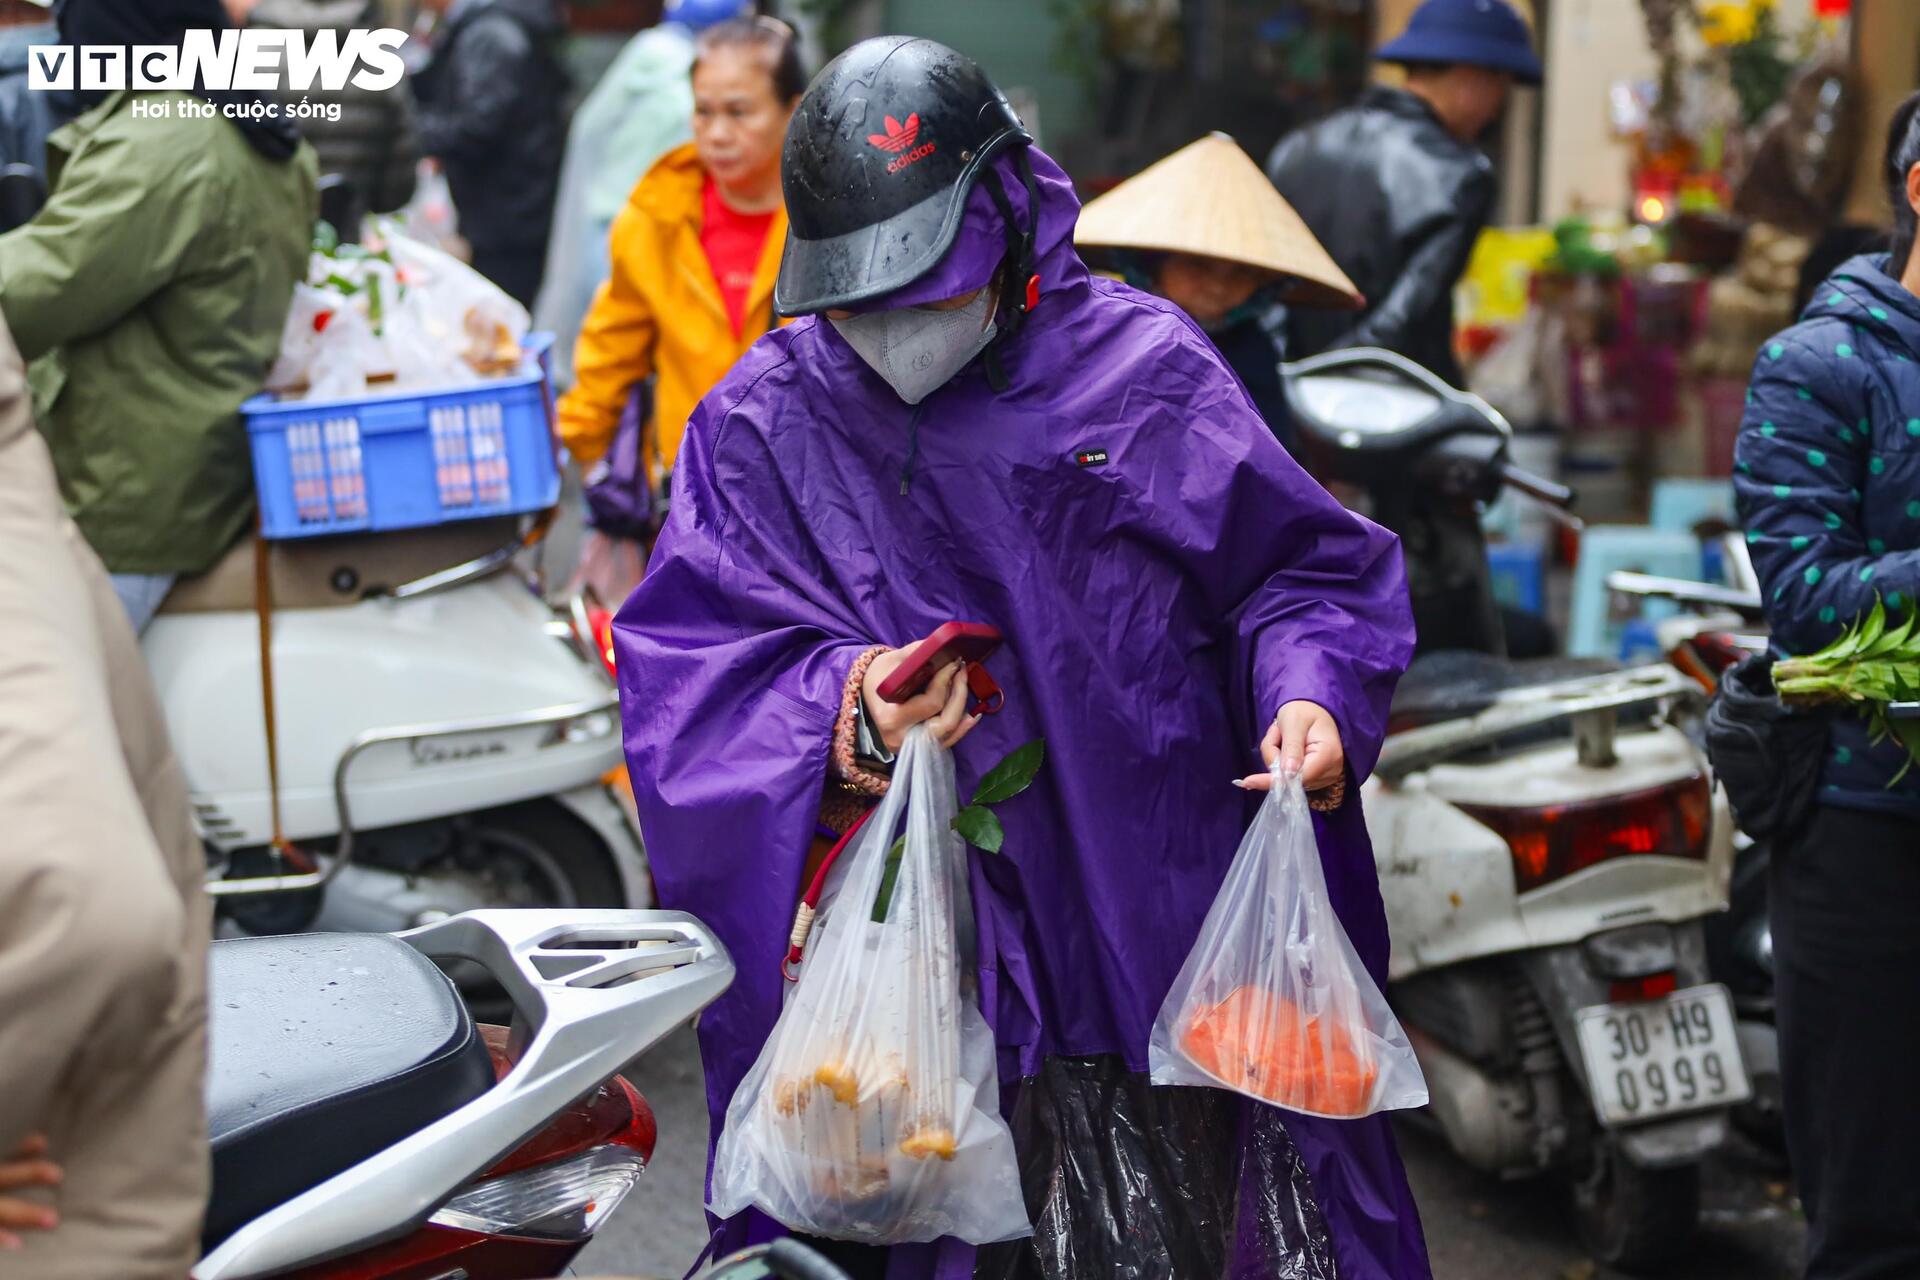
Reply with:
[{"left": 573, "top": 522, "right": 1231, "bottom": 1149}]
[
  {"left": 831, "top": 646, "right": 893, "bottom": 797},
  {"left": 1309, "top": 775, "right": 1348, "bottom": 812}
]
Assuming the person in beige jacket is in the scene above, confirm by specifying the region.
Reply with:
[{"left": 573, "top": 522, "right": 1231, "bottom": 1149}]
[{"left": 0, "top": 304, "right": 210, "bottom": 1274}]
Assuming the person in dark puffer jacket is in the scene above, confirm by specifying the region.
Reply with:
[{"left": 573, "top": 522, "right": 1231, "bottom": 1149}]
[
  {"left": 239, "top": 0, "right": 419, "bottom": 236},
  {"left": 1731, "top": 89, "right": 1920, "bottom": 1280},
  {"left": 412, "top": 0, "right": 568, "bottom": 307}
]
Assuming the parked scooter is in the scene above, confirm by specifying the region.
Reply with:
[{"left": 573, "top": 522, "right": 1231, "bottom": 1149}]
[
  {"left": 0, "top": 171, "right": 647, "bottom": 937},
  {"left": 143, "top": 519, "right": 647, "bottom": 937},
  {"left": 1286, "top": 349, "right": 1749, "bottom": 1270},
  {"left": 1609, "top": 551, "right": 1784, "bottom": 1149},
  {"left": 194, "top": 907, "right": 731, "bottom": 1279}
]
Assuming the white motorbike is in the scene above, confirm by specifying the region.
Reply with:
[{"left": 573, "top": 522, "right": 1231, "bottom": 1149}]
[
  {"left": 143, "top": 515, "right": 647, "bottom": 935},
  {"left": 1288, "top": 351, "right": 1750, "bottom": 1270}
]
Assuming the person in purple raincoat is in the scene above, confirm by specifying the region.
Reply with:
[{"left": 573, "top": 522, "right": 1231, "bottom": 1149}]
[{"left": 616, "top": 36, "right": 1431, "bottom": 1280}]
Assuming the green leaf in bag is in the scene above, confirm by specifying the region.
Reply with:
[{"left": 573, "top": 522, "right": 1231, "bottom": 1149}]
[
  {"left": 951, "top": 804, "right": 1005, "bottom": 853},
  {"left": 971, "top": 739, "right": 1045, "bottom": 806},
  {"left": 870, "top": 834, "right": 908, "bottom": 924},
  {"left": 313, "top": 220, "right": 340, "bottom": 256}
]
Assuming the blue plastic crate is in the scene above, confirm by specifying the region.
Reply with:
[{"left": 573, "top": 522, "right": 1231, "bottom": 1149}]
[{"left": 244, "top": 334, "right": 560, "bottom": 540}]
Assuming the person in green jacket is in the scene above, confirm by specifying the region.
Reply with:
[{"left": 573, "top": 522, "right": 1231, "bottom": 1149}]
[{"left": 0, "top": 0, "right": 317, "bottom": 631}]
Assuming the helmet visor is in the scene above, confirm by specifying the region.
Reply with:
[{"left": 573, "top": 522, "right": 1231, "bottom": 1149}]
[{"left": 775, "top": 127, "right": 1030, "bottom": 316}]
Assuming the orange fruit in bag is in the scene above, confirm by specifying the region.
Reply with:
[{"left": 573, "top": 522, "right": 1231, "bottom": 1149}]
[{"left": 1179, "top": 985, "right": 1377, "bottom": 1116}]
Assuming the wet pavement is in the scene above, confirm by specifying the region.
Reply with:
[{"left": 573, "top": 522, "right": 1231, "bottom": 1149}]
[{"left": 575, "top": 1027, "right": 1806, "bottom": 1279}]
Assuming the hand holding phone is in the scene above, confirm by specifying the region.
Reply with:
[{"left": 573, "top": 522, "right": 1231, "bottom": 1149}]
[
  {"left": 875, "top": 622, "right": 1003, "bottom": 704},
  {"left": 860, "top": 623, "right": 1006, "bottom": 754}
]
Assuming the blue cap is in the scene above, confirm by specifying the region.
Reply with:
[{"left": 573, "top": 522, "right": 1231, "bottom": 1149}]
[
  {"left": 664, "top": 0, "right": 755, "bottom": 33},
  {"left": 1377, "top": 0, "right": 1543, "bottom": 85}
]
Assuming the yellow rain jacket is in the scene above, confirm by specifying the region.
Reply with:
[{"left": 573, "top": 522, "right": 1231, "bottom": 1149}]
[{"left": 557, "top": 142, "right": 787, "bottom": 481}]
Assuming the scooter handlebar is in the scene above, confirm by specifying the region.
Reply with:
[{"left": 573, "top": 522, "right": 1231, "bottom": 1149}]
[{"left": 1497, "top": 461, "right": 1576, "bottom": 509}]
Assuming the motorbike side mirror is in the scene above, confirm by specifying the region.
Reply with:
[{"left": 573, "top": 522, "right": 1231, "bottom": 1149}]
[
  {"left": 1282, "top": 346, "right": 1512, "bottom": 451},
  {"left": 1282, "top": 347, "right": 1451, "bottom": 447},
  {"left": 0, "top": 164, "right": 47, "bottom": 235}
]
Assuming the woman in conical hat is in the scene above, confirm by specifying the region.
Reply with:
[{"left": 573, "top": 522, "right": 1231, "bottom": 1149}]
[{"left": 1076, "top": 132, "right": 1362, "bottom": 452}]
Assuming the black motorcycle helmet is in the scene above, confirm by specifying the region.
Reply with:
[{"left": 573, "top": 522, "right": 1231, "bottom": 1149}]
[{"left": 774, "top": 35, "right": 1035, "bottom": 317}]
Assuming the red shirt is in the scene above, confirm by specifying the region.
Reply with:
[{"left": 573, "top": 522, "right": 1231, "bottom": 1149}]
[{"left": 701, "top": 177, "right": 777, "bottom": 337}]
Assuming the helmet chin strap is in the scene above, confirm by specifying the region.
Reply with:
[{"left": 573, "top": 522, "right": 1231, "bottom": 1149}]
[{"left": 979, "top": 148, "right": 1042, "bottom": 394}]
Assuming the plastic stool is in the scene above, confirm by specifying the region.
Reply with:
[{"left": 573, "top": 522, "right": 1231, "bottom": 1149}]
[{"left": 1567, "top": 526, "right": 1703, "bottom": 658}]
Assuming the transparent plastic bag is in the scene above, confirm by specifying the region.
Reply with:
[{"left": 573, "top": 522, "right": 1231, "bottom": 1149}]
[
  {"left": 1149, "top": 769, "right": 1427, "bottom": 1119},
  {"left": 396, "top": 160, "right": 462, "bottom": 258},
  {"left": 376, "top": 226, "right": 531, "bottom": 388},
  {"left": 710, "top": 726, "right": 1029, "bottom": 1245}
]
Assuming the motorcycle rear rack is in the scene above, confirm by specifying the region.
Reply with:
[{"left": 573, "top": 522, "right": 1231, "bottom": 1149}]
[
  {"left": 194, "top": 908, "right": 734, "bottom": 1280},
  {"left": 203, "top": 694, "right": 621, "bottom": 899},
  {"left": 1376, "top": 664, "right": 1701, "bottom": 782}
]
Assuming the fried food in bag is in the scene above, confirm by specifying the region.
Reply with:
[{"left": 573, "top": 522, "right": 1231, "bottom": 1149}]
[
  {"left": 709, "top": 726, "right": 1029, "bottom": 1244},
  {"left": 1150, "top": 769, "right": 1426, "bottom": 1119}
]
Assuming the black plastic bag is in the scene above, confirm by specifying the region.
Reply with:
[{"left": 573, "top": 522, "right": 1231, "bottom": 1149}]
[
  {"left": 1705, "top": 653, "right": 1829, "bottom": 841},
  {"left": 973, "top": 1056, "right": 1337, "bottom": 1280}
]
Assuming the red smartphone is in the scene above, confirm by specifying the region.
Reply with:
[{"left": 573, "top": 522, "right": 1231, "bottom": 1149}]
[{"left": 876, "top": 622, "right": 1004, "bottom": 706}]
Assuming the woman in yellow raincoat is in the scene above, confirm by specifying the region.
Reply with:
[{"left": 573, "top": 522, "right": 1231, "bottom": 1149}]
[{"left": 558, "top": 16, "right": 804, "bottom": 597}]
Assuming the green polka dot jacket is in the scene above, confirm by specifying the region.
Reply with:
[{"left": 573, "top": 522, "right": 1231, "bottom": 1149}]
[{"left": 1734, "top": 255, "right": 1920, "bottom": 815}]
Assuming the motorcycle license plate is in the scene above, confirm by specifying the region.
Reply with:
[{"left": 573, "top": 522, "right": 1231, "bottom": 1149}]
[{"left": 1575, "top": 984, "right": 1751, "bottom": 1126}]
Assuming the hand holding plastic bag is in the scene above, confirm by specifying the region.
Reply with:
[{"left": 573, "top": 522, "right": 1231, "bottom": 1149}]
[
  {"left": 1150, "top": 768, "right": 1427, "bottom": 1119},
  {"left": 710, "top": 726, "right": 1029, "bottom": 1244}
]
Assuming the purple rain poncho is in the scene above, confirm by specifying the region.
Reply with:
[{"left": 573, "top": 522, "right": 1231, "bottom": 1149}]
[{"left": 615, "top": 146, "right": 1431, "bottom": 1280}]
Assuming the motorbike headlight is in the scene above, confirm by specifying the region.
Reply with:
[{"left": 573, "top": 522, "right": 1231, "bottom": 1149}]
[{"left": 428, "top": 1142, "right": 646, "bottom": 1242}]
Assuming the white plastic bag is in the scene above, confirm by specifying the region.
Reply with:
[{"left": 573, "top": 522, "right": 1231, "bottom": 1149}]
[
  {"left": 377, "top": 225, "right": 530, "bottom": 389},
  {"left": 710, "top": 726, "right": 1029, "bottom": 1245},
  {"left": 1149, "top": 769, "right": 1427, "bottom": 1119},
  {"left": 305, "top": 303, "right": 387, "bottom": 401}
]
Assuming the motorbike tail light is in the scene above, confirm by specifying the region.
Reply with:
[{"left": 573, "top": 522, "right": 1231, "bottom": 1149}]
[
  {"left": 427, "top": 1142, "right": 647, "bottom": 1243},
  {"left": 475, "top": 1025, "right": 659, "bottom": 1174},
  {"left": 1460, "top": 774, "right": 1713, "bottom": 895},
  {"left": 587, "top": 602, "right": 617, "bottom": 679},
  {"left": 1609, "top": 972, "right": 1679, "bottom": 1003},
  {"left": 422, "top": 1026, "right": 656, "bottom": 1243},
  {"left": 1693, "top": 631, "right": 1750, "bottom": 676},
  {"left": 1669, "top": 630, "right": 1750, "bottom": 690}
]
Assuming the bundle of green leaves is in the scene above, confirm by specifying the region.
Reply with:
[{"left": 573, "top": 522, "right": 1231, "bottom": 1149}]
[{"left": 1772, "top": 599, "right": 1920, "bottom": 778}]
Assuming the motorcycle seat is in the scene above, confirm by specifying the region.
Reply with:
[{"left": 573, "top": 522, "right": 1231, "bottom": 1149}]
[
  {"left": 202, "top": 932, "right": 497, "bottom": 1250},
  {"left": 1388, "top": 650, "right": 1623, "bottom": 733},
  {"left": 158, "top": 518, "right": 521, "bottom": 614}
]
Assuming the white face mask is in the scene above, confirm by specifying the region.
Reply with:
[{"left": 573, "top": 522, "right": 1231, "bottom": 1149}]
[{"left": 829, "top": 289, "right": 999, "bottom": 405}]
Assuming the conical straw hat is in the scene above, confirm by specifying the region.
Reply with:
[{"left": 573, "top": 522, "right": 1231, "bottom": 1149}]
[{"left": 1076, "top": 132, "right": 1363, "bottom": 311}]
